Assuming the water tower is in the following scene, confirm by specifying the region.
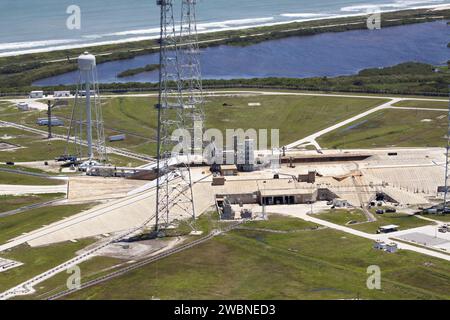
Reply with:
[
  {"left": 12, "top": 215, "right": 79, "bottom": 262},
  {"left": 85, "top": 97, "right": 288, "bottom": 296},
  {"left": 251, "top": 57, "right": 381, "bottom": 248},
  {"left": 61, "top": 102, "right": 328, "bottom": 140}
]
[{"left": 65, "top": 52, "right": 107, "bottom": 163}]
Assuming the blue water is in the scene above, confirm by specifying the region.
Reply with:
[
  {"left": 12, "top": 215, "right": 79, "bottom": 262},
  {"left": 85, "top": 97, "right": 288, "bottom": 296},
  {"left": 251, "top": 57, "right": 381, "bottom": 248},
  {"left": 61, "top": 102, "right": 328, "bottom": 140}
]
[
  {"left": 34, "top": 21, "right": 450, "bottom": 86},
  {"left": 0, "top": 0, "right": 449, "bottom": 56}
]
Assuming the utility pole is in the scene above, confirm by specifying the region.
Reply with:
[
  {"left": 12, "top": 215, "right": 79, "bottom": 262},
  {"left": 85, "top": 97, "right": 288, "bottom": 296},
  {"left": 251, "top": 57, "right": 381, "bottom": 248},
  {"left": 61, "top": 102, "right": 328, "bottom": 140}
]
[{"left": 47, "top": 100, "right": 52, "bottom": 139}]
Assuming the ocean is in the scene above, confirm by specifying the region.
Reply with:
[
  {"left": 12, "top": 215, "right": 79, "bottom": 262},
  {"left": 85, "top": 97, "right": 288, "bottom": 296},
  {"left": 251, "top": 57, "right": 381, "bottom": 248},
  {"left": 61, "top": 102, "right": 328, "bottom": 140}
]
[{"left": 1, "top": 0, "right": 449, "bottom": 57}]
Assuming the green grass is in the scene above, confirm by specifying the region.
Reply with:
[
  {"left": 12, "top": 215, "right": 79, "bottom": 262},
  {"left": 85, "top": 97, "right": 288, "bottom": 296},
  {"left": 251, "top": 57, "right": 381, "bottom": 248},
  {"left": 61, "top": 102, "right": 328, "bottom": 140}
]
[
  {"left": 15, "top": 211, "right": 224, "bottom": 300},
  {"left": 245, "top": 214, "right": 320, "bottom": 231},
  {"left": 318, "top": 108, "right": 448, "bottom": 149},
  {"left": 18, "top": 256, "right": 123, "bottom": 300},
  {"left": 0, "top": 203, "right": 95, "bottom": 245},
  {"left": 0, "top": 171, "right": 65, "bottom": 185},
  {"left": 311, "top": 209, "right": 367, "bottom": 226},
  {"left": 392, "top": 100, "right": 448, "bottom": 109},
  {"left": 61, "top": 215, "right": 450, "bottom": 300},
  {"left": 0, "top": 124, "right": 145, "bottom": 167},
  {"left": 2, "top": 95, "right": 386, "bottom": 158},
  {"left": 0, "top": 193, "right": 65, "bottom": 213},
  {"left": 50, "top": 95, "right": 386, "bottom": 154},
  {"left": 313, "top": 208, "right": 432, "bottom": 234},
  {"left": 117, "top": 64, "right": 159, "bottom": 78},
  {"left": 353, "top": 212, "right": 433, "bottom": 234},
  {"left": 0, "top": 135, "right": 70, "bottom": 163},
  {"left": 0, "top": 239, "right": 95, "bottom": 292}
]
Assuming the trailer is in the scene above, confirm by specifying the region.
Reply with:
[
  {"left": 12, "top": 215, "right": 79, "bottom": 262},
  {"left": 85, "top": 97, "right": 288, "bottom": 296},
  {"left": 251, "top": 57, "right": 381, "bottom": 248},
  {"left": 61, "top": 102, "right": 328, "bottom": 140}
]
[
  {"left": 37, "top": 118, "right": 64, "bottom": 126},
  {"left": 109, "top": 134, "right": 126, "bottom": 142}
]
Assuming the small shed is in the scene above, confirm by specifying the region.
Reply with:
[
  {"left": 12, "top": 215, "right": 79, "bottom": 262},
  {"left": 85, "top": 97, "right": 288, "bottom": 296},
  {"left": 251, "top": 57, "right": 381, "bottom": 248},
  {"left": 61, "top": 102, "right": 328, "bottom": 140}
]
[
  {"left": 220, "top": 164, "right": 238, "bottom": 176},
  {"left": 385, "top": 243, "right": 398, "bottom": 253},
  {"left": 373, "top": 240, "right": 386, "bottom": 250},
  {"left": 29, "top": 91, "right": 44, "bottom": 98}
]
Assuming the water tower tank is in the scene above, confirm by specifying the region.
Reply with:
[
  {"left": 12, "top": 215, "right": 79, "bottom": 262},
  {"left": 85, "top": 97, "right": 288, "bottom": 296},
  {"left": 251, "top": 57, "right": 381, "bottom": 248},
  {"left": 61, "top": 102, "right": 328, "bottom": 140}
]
[{"left": 78, "top": 52, "right": 96, "bottom": 71}]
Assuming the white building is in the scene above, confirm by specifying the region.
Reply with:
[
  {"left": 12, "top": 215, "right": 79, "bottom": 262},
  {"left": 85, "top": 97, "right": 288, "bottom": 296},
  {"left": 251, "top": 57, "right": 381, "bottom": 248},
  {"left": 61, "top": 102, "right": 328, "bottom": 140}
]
[
  {"left": 29, "top": 91, "right": 44, "bottom": 98},
  {"left": 54, "top": 91, "right": 71, "bottom": 97}
]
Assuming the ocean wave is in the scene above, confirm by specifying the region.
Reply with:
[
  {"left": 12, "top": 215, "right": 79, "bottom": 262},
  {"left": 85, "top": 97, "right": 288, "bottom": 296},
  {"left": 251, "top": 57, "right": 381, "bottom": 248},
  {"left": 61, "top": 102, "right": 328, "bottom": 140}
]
[
  {"left": 280, "top": 13, "right": 334, "bottom": 18},
  {"left": 0, "top": 2, "right": 448, "bottom": 58},
  {"left": 82, "top": 17, "right": 275, "bottom": 38},
  {"left": 104, "top": 27, "right": 162, "bottom": 37},
  {"left": 341, "top": 0, "right": 444, "bottom": 12},
  {"left": 0, "top": 39, "right": 78, "bottom": 51}
]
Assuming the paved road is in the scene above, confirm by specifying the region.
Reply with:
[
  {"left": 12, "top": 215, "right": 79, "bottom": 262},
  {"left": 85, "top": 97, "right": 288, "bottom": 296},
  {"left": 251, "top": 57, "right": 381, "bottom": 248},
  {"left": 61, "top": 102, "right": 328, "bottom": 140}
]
[
  {"left": 268, "top": 205, "right": 450, "bottom": 262},
  {"left": 391, "top": 106, "right": 447, "bottom": 112},
  {"left": 0, "top": 119, "right": 154, "bottom": 162},
  {"left": 285, "top": 98, "right": 402, "bottom": 150},
  {"left": 3, "top": 90, "right": 449, "bottom": 104}
]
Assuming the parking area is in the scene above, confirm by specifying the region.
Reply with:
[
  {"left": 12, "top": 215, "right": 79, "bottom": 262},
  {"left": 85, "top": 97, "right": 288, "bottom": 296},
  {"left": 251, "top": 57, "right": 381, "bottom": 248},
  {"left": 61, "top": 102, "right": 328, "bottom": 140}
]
[{"left": 394, "top": 225, "right": 450, "bottom": 252}]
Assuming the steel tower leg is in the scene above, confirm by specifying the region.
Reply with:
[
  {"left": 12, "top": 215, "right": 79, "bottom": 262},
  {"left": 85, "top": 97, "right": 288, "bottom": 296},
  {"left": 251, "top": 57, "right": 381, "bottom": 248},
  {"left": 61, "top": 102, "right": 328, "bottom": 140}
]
[
  {"left": 154, "top": 0, "right": 200, "bottom": 232},
  {"left": 444, "top": 86, "right": 450, "bottom": 215}
]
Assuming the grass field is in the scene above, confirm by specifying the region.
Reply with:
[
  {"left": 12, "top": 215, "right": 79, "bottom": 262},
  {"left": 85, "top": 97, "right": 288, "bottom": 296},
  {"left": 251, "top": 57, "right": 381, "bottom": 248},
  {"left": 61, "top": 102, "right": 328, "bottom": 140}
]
[
  {"left": 60, "top": 215, "right": 450, "bottom": 300},
  {"left": 310, "top": 209, "right": 367, "bottom": 225},
  {"left": 2, "top": 95, "right": 386, "bottom": 158},
  {"left": 17, "top": 256, "right": 123, "bottom": 300},
  {"left": 318, "top": 108, "right": 447, "bottom": 149},
  {"left": 0, "top": 193, "right": 65, "bottom": 214},
  {"left": 392, "top": 100, "right": 448, "bottom": 109},
  {"left": 16, "top": 211, "right": 224, "bottom": 299},
  {"left": 0, "top": 171, "right": 65, "bottom": 186},
  {"left": 0, "top": 126, "right": 144, "bottom": 167},
  {"left": 313, "top": 209, "right": 433, "bottom": 234},
  {"left": 0, "top": 239, "right": 95, "bottom": 293},
  {"left": 0, "top": 202, "right": 95, "bottom": 245},
  {"left": 49, "top": 95, "right": 387, "bottom": 154}
]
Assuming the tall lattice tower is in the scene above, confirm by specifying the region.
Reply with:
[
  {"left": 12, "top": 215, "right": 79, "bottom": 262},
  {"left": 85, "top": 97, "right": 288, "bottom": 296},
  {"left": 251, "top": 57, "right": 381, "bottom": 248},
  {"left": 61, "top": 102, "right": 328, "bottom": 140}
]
[
  {"left": 154, "top": 0, "right": 203, "bottom": 231},
  {"left": 65, "top": 52, "right": 107, "bottom": 163},
  {"left": 443, "top": 87, "right": 450, "bottom": 214},
  {"left": 180, "top": 0, "right": 205, "bottom": 155}
]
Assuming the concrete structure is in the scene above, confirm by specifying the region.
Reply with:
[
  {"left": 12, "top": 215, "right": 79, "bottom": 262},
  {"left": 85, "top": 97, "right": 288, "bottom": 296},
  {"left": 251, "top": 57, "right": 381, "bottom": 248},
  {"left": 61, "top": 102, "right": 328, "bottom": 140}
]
[
  {"left": 0, "top": 146, "right": 447, "bottom": 249},
  {"left": 237, "top": 138, "right": 255, "bottom": 172},
  {"left": 0, "top": 258, "right": 23, "bottom": 273},
  {"left": 373, "top": 240, "right": 387, "bottom": 250},
  {"left": 29, "top": 91, "right": 43, "bottom": 99},
  {"left": 298, "top": 170, "right": 316, "bottom": 184},
  {"left": 220, "top": 164, "right": 238, "bottom": 176},
  {"left": 16, "top": 102, "right": 29, "bottom": 111},
  {"left": 54, "top": 91, "right": 71, "bottom": 97},
  {"left": 386, "top": 242, "right": 398, "bottom": 253},
  {"left": 333, "top": 198, "right": 349, "bottom": 208}
]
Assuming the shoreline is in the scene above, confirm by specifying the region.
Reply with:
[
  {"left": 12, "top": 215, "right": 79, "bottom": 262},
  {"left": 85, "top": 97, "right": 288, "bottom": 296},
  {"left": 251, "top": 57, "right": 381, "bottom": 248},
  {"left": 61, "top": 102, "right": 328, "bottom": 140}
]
[
  {"left": 1, "top": 4, "right": 450, "bottom": 58},
  {"left": 0, "top": 7, "right": 449, "bottom": 92}
]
